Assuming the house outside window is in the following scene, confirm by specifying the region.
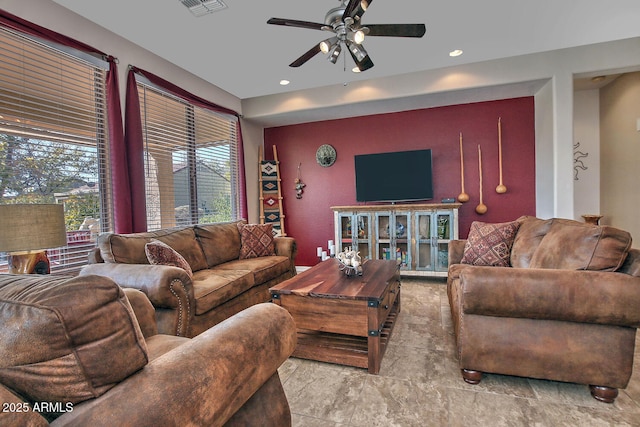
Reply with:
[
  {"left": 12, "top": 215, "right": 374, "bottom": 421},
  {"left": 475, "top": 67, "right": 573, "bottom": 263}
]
[
  {"left": 0, "top": 27, "right": 112, "bottom": 274},
  {"left": 136, "top": 81, "right": 241, "bottom": 231}
]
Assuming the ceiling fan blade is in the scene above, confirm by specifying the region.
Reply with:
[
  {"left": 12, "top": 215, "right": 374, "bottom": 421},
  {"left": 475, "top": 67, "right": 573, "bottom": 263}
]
[
  {"left": 349, "top": 0, "right": 373, "bottom": 22},
  {"left": 342, "top": 0, "right": 360, "bottom": 21},
  {"left": 289, "top": 44, "right": 322, "bottom": 67},
  {"left": 366, "top": 24, "right": 426, "bottom": 38},
  {"left": 267, "top": 17, "right": 327, "bottom": 31}
]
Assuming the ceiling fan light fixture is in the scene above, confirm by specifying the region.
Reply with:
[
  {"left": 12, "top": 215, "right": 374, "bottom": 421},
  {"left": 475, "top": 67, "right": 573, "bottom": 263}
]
[
  {"left": 348, "top": 42, "right": 368, "bottom": 62},
  {"left": 320, "top": 37, "right": 338, "bottom": 54},
  {"left": 328, "top": 44, "right": 342, "bottom": 64},
  {"left": 347, "top": 29, "right": 365, "bottom": 45}
]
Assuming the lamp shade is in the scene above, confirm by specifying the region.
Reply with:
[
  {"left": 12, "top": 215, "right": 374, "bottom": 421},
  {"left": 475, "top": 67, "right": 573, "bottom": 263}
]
[{"left": 0, "top": 204, "right": 67, "bottom": 253}]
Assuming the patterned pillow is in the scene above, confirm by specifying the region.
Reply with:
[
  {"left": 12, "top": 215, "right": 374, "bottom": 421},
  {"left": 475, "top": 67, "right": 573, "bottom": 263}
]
[
  {"left": 237, "top": 223, "right": 276, "bottom": 259},
  {"left": 145, "top": 239, "right": 193, "bottom": 278},
  {"left": 461, "top": 220, "right": 521, "bottom": 267}
]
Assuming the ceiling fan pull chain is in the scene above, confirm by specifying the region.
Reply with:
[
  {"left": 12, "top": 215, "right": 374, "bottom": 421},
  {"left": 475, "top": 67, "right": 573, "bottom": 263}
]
[{"left": 343, "top": 46, "right": 347, "bottom": 72}]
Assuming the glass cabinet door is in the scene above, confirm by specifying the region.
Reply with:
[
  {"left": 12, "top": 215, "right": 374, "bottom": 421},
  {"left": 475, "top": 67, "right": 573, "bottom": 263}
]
[
  {"left": 394, "top": 213, "right": 410, "bottom": 269},
  {"left": 434, "top": 211, "right": 453, "bottom": 272},
  {"left": 415, "top": 212, "right": 434, "bottom": 270},
  {"left": 375, "top": 211, "right": 410, "bottom": 269},
  {"left": 337, "top": 212, "right": 372, "bottom": 260},
  {"left": 375, "top": 212, "right": 392, "bottom": 262},
  {"left": 354, "top": 213, "right": 371, "bottom": 260},
  {"left": 338, "top": 213, "right": 354, "bottom": 252}
]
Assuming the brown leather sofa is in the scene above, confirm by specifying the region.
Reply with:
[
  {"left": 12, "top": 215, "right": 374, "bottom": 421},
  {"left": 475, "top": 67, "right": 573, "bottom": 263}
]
[
  {"left": 447, "top": 216, "right": 640, "bottom": 403},
  {"left": 80, "top": 220, "right": 296, "bottom": 337},
  {"left": 0, "top": 273, "right": 296, "bottom": 426}
]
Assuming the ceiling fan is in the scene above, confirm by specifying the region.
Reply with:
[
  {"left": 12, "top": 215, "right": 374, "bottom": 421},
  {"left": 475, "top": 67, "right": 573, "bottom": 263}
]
[{"left": 267, "top": 0, "right": 426, "bottom": 72}]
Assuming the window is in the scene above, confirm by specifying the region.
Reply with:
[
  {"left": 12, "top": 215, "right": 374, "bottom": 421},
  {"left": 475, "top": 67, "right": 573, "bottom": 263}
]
[
  {"left": 136, "top": 81, "right": 241, "bottom": 231},
  {"left": 0, "top": 27, "right": 112, "bottom": 274}
]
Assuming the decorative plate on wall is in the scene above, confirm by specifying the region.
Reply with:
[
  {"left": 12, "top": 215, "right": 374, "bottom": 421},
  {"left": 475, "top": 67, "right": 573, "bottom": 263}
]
[{"left": 316, "top": 144, "right": 337, "bottom": 167}]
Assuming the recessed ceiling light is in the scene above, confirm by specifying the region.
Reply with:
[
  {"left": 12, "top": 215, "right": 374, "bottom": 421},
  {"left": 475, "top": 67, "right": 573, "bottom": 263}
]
[
  {"left": 279, "top": 79, "right": 290, "bottom": 86},
  {"left": 352, "top": 67, "right": 361, "bottom": 73},
  {"left": 449, "top": 49, "right": 463, "bottom": 57}
]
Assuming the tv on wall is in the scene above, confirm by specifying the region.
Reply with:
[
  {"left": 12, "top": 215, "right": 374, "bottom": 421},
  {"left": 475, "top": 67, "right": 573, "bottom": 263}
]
[{"left": 354, "top": 149, "right": 434, "bottom": 203}]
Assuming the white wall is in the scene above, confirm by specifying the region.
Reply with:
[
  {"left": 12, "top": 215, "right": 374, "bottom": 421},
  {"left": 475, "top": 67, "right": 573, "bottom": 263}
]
[
  {"left": 238, "top": 119, "right": 263, "bottom": 223},
  {"left": 600, "top": 72, "right": 640, "bottom": 240},
  {"left": 534, "top": 80, "right": 555, "bottom": 219},
  {"left": 573, "top": 90, "right": 601, "bottom": 218}
]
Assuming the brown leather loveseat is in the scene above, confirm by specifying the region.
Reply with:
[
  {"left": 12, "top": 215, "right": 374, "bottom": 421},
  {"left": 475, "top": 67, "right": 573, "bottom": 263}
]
[
  {"left": 447, "top": 216, "right": 640, "bottom": 403},
  {"left": 0, "top": 273, "right": 296, "bottom": 426},
  {"left": 81, "top": 220, "right": 296, "bottom": 337}
]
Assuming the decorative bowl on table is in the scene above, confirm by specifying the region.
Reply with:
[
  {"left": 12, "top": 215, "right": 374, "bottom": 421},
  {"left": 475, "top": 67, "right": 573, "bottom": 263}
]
[{"left": 336, "top": 247, "right": 363, "bottom": 277}]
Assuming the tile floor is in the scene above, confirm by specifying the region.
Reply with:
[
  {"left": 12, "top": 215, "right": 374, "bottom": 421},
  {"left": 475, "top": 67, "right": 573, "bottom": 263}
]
[{"left": 277, "top": 278, "right": 640, "bottom": 426}]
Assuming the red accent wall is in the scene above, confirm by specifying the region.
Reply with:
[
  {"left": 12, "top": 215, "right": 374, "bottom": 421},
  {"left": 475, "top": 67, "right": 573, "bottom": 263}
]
[{"left": 264, "top": 97, "right": 536, "bottom": 266}]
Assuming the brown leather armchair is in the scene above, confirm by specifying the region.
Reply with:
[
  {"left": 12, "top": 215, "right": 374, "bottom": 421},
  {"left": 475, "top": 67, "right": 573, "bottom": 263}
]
[
  {"left": 0, "top": 273, "right": 296, "bottom": 426},
  {"left": 447, "top": 216, "right": 640, "bottom": 403}
]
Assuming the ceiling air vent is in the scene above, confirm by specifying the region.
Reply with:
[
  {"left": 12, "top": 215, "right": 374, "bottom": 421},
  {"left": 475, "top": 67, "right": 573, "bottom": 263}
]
[{"left": 180, "top": 0, "right": 227, "bottom": 17}]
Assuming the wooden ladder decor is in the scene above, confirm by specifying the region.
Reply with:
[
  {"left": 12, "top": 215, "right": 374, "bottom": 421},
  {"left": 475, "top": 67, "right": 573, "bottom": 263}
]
[{"left": 259, "top": 145, "right": 286, "bottom": 236}]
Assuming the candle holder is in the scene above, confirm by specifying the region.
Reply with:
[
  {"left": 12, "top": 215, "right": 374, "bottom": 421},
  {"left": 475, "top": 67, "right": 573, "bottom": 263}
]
[{"left": 336, "top": 247, "right": 363, "bottom": 277}]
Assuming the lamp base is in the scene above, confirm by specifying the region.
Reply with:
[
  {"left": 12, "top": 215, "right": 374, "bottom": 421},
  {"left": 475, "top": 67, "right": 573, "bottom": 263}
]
[{"left": 8, "top": 250, "right": 50, "bottom": 274}]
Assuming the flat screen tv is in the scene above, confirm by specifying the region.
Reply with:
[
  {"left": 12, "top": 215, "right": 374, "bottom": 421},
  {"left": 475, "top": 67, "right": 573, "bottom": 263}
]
[{"left": 355, "top": 149, "right": 433, "bottom": 202}]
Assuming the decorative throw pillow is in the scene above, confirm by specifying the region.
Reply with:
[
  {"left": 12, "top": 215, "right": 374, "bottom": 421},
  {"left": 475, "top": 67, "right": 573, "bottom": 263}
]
[
  {"left": 237, "top": 223, "right": 276, "bottom": 259},
  {"left": 145, "top": 239, "right": 193, "bottom": 278},
  {"left": 461, "top": 220, "right": 521, "bottom": 267}
]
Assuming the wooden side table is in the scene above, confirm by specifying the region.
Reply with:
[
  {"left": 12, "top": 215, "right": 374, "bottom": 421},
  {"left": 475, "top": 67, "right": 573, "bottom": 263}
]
[{"left": 582, "top": 214, "right": 603, "bottom": 225}]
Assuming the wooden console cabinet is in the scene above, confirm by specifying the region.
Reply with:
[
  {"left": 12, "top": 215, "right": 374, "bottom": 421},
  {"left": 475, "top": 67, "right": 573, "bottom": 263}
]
[{"left": 332, "top": 204, "right": 460, "bottom": 277}]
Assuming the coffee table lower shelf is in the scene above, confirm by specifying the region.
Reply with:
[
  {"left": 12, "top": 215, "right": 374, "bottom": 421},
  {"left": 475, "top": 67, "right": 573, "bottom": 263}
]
[{"left": 292, "top": 309, "right": 399, "bottom": 374}]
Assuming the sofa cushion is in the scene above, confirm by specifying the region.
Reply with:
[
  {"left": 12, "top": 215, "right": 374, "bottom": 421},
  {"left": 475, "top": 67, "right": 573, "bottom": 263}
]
[
  {"left": 510, "top": 216, "right": 553, "bottom": 268},
  {"left": 145, "top": 239, "right": 194, "bottom": 278},
  {"left": 192, "top": 270, "right": 255, "bottom": 315},
  {"left": 0, "top": 274, "right": 148, "bottom": 406},
  {"left": 461, "top": 220, "right": 521, "bottom": 267},
  {"left": 237, "top": 223, "right": 276, "bottom": 259},
  {"left": 98, "top": 226, "right": 208, "bottom": 271},
  {"left": 195, "top": 220, "right": 245, "bottom": 267},
  {"left": 214, "top": 256, "right": 291, "bottom": 285},
  {"left": 529, "top": 219, "right": 632, "bottom": 271}
]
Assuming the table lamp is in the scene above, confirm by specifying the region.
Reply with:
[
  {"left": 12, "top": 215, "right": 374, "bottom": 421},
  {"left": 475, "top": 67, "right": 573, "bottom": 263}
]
[{"left": 0, "top": 204, "right": 67, "bottom": 274}]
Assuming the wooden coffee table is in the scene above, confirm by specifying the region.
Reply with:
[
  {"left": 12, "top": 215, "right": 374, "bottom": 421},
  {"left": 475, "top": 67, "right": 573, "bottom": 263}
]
[{"left": 269, "top": 258, "right": 400, "bottom": 374}]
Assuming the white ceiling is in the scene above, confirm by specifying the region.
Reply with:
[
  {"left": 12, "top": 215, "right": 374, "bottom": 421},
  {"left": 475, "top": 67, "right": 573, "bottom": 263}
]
[{"left": 51, "top": 0, "right": 640, "bottom": 100}]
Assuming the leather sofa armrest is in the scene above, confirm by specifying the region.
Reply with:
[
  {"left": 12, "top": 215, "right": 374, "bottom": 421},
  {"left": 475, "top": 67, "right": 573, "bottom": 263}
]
[
  {"left": 87, "top": 247, "right": 104, "bottom": 264},
  {"left": 122, "top": 288, "right": 158, "bottom": 338},
  {"left": 79, "top": 263, "right": 194, "bottom": 311},
  {"left": 448, "top": 240, "right": 467, "bottom": 265},
  {"left": 274, "top": 236, "right": 297, "bottom": 275},
  {"left": 458, "top": 266, "right": 640, "bottom": 327},
  {"left": 52, "top": 303, "right": 297, "bottom": 427},
  {"left": 274, "top": 236, "right": 296, "bottom": 258}
]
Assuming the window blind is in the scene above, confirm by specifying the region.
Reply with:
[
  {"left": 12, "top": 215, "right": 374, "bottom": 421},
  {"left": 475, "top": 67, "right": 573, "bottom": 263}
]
[
  {"left": 137, "top": 81, "right": 241, "bottom": 231},
  {"left": 0, "top": 27, "right": 112, "bottom": 275}
]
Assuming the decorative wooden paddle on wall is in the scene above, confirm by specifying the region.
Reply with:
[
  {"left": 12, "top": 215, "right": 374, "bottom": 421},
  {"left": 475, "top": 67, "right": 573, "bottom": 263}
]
[
  {"left": 476, "top": 144, "right": 487, "bottom": 214},
  {"left": 457, "top": 132, "right": 469, "bottom": 203},
  {"left": 496, "top": 117, "right": 507, "bottom": 194}
]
